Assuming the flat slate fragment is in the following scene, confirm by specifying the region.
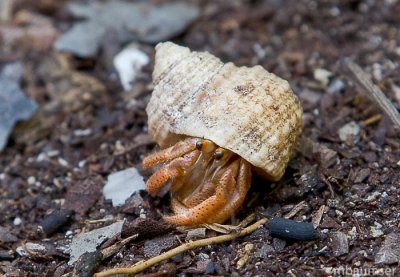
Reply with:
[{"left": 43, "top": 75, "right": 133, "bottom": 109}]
[
  {"left": 375, "top": 232, "right": 400, "bottom": 264},
  {"left": 0, "top": 63, "right": 38, "bottom": 151},
  {"left": 68, "top": 221, "right": 124, "bottom": 265},
  {"left": 54, "top": 1, "right": 200, "bottom": 57}
]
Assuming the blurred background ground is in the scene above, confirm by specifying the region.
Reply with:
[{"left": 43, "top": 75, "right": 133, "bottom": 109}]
[{"left": 0, "top": 0, "right": 399, "bottom": 276}]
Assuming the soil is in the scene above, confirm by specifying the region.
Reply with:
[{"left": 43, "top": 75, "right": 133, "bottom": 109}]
[{"left": 1, "top": 0, "right": 399, "bottom": 276}]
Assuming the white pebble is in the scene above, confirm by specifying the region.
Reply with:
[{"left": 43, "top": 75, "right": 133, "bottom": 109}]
[{"left": 13, "top": 217, "right": 22, "bottom": 225}]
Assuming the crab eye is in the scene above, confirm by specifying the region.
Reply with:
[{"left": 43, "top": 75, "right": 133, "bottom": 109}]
[
  {"left": 214, "top": 149, "right": 224, "bottom": 160},
  {"left": 195, "top": 140, "right": 203, "bottom": 150}
]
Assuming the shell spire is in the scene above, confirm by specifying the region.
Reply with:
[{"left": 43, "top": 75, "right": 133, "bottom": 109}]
[{"left": 146, "top": 42, "right": 302, "bottom": 181}]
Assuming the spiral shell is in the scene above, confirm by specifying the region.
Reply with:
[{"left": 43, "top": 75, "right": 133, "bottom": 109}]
[{"left": 146, "top": 42, "right": 302, "bottom": 181}]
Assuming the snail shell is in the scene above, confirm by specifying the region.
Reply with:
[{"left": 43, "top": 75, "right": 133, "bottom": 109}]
[{"left": 146, "top": 42, "right": 302, "bottom": 181}]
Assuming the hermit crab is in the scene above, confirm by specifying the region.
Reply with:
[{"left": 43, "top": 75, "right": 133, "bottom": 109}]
[{"left": 143, "top": 42, "right": 303, "bottom": 226}]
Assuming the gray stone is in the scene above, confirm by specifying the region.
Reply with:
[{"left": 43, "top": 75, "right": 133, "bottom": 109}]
[
  {"left": 255, "top": 244, "right": 274, "bottom": 259},
  {"left": 68, "top": 221, "right": 124, "bottom": 264},
  {"left": 0, "top": 63, "right": 38, "bottom": 151},
  {"left": 375, "top": 233, "right": 400, "bottom": 264},
  {"left": 144, "top": 235, "right": 177, "bottom": 257},
  {"left": 103, "top": 167, "right": 145, "bottom": 207},
  {"left": 55, "top": 1, "right": 200, "bottom": 57},
  {"left": 331, "top": 231, "right": 349, "bottom": 256},
  {"left": 338, "top": 121, "right": 360, "bottom": 142}
]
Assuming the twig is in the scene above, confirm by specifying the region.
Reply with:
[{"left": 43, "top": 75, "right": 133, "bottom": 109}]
[
  {"left": 94, "top": 218, "right": 267, "bottom": 277},
  {"left": 101, "top": 234, "right": 138, "bottom": 260},
  {"left": 342, "top": 58, "right": 400, "bottom": 130}
]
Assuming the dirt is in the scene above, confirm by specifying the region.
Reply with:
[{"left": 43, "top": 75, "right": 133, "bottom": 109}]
[{"left": 1, "top": 0, "right": 399, "bottom": 276}]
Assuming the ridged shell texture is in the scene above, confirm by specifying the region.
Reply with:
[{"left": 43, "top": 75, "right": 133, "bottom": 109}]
[{"left": 146, "top": 42, "right": 302, "bottom": 181}]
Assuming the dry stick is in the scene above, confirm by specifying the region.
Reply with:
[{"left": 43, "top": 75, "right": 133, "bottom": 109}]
[
  {"left": 343, "top": 58, "right": 400, "bottom": 130},
  {"left": 94, "top": 218, "right": 267, "bottom": 277}
]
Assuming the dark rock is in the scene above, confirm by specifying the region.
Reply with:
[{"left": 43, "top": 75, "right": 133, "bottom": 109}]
[
  {"left": 72, "top": 251, "right": 103, "bottom": 277},
  {"left": 354, "top": 168, "right": 371, "bottom": 183},
  {"left": 40, "top": 209, "right": 74, "bottom": 236}
]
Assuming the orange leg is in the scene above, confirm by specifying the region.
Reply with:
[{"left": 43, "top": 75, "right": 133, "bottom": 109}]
[
  {"left": 180, "top": 180, "right": 215, "bottom": 207},
  {"left": 143, "top": 138, "right": 217, "bottom": 169},
  {"left": 164, "top": 161, "right": 239, "bottom": 226},
  {"left": 145, "top": 150, "right": 200, "bottom": 196},
  {"left": 207, "top": 159, "right": 252, "bottom": 224}
]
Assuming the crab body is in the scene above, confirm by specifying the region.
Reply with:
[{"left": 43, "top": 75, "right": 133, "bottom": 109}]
[{"left": 143, "top": 42, "right": 303, "bottom": 226}]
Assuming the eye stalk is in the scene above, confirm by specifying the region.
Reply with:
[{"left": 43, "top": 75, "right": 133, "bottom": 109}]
[
  {"left": 195, "top": 140, "right": 203, "bottom": 150},
  {"left": 195, "top": 139, "right": 217, "bottom": 153},
  {"left": 214, "top": 148, "right": 225, "bottom": 160}
]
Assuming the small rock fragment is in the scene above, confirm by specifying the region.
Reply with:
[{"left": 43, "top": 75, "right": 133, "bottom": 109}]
[
  {"left": 69, "top": 221, "right": 124, "bottom": 265},
  {"left": 144, "top": 235, "right": 177, "bottom": 257},
  {"left": 320, "top": 216, "right": 341, "bottom": 229},
  {"left": 72, "top": 251, "right": 103, "bottom": 277},
  {"left": 121, "top": 192, "right": 146, "bottom": 215},
  {"left": 0, "top": 249, "right": 14, "bottom": 260},
  {"left": 299, "top": 89, "right": 322, "bottom": 110},
  {"left": 313, "top": 68, "right": 332, "bottom": 86},
  {"left": 103, "top": 167, "right": 145, "bottom": 207},
  {"left": 338, "top": 121, "right": 360, "bottom": 142},
  {"left": 16, "top": 242, "right": 47, "bottom": 258},
  {"left": 371, "top": 222, "right": 384, "bottom": 238},
  {"left": 0, "top": 226, "right": 18, "bottom": 242},
  {"left": 327, "top": 79, "right": 345, "bottom": 94},
  {"left": 330, "top": 231, "right": 349, "bottom": 256},
  {"left": 40, "top": 209, "right": 74, "bottom": 236},
  {"left": 255, "top": 244, "right": 274, "bottom": 259},
  {"left": 113, "top": 44, "right": 149, "bottom": 91},
  {"left": 354, "top": 168, "right": 371, "bottom": 183},
  {"left": 0, "top": 62, "right": 38, "bottom": 151},
  {"left": 64, "top": 176, "right": 104, "bottom": 216},
  {"left": 375, "top": 233, "right": 400, "bottom": 264}
]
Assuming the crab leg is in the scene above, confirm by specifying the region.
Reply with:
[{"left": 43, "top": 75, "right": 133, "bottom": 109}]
[
  {"left": 145, "top": 150, "right": 200, "bottom": 196},
  {"left": 164, "top": 161, "right": 238, "bottom": 226},
  {"left": 142, "top": 138, "right": 216, "bottom": 169},
  {"left": 207, "top": 159, "right": 252, "bottom": 224},
  {"left": 181, "top": 159, "right": 240, "bottom": 207}
]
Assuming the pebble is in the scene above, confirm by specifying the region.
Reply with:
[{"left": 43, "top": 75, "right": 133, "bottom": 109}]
[
  {"left": 313, "top": 68, "right": 332, "bottom": 86},
  {"left": 327, "top": 79, "right": 345, "bottom": 94},
  {"left": 27, "top": 176, "right": 36, "bottom": 185},
  {"left": 13, "top": 217, "right": 22, "bottom": 225},
  {"left": 113, "top": 44, "right": 149, "bottom": 91},
  {"left": 371, "top": 225, "right": 384, "bottom": 238},
  {"left": 255, "top": 244, "right": 274, "bottom": 259},
  {"left": 58, "top": 158, "right": 69, "bottom": 167},
  {"left": 338, "top": 121, "right": 360, "bottom": 142},
  {"left": 331, "top": 231, "right": 349, "bottom": 256},
  {"left": 353, "top": 211, "right": 365, "bottom": 217}
]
